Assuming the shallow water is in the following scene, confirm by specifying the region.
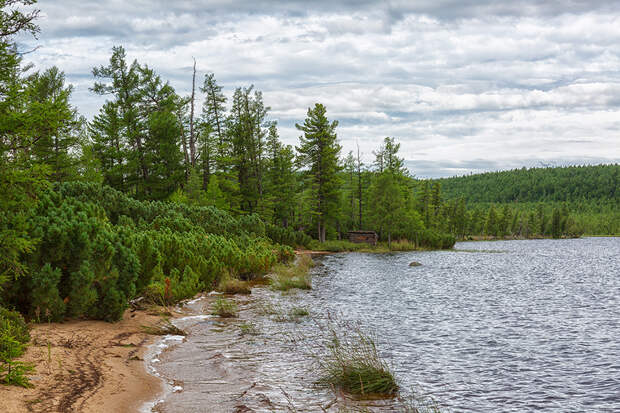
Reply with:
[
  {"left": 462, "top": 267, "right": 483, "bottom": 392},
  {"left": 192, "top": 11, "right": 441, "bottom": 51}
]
[{"left": 149, "top": 237, "right": 620, "bottom": 412}]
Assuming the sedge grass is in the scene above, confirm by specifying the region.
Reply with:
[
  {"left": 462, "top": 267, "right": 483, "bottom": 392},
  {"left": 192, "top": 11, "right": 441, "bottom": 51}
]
[
  {"left": 217, "top": 272, "right": 252, "bottom": 295},
  {"left": 210, "top": 297, "right": 238, "bottom": 318},
  {"left": 268, "top": 254, "right": 313, "bottom": 291},
  {"left": 315, "top": 319, "right": 398, "bottom": 397}
]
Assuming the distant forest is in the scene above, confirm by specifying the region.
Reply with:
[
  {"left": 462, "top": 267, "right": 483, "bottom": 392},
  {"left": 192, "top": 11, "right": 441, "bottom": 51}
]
[
  {"left": 437, "top": 164, "right": 618, "bottom": 204},
  {"left": 433, "top": 164, "right": 620, "bottom": 237}
]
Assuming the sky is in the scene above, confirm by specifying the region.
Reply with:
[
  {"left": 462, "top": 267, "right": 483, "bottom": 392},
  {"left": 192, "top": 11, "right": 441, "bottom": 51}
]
[{"left": 17, "top": 0, "right": 620, "bottom": 177}]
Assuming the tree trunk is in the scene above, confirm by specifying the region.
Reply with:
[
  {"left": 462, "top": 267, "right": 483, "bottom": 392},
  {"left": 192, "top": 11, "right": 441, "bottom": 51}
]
[
  {"left": 388, "top": 232, "right": 391, "bottom": 250},
  {"left": 189, "top": 58, "right": 197, "bottom": 166}
]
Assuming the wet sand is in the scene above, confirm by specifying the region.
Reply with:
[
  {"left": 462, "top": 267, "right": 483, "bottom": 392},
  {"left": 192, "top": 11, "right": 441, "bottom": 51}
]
[{"left": 1, "top": 308, "right": 170, "bottom": 413}]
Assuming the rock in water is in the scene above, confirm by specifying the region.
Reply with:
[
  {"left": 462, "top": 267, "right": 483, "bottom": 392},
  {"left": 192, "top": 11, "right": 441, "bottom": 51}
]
[{"left": 409, "top": 261, "right": 422, "bottom": 267}]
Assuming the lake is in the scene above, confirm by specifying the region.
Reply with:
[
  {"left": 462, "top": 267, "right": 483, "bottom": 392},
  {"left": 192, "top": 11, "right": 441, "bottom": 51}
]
[{"left": 147, "top": 237, "right": 620, "bottom": 412}]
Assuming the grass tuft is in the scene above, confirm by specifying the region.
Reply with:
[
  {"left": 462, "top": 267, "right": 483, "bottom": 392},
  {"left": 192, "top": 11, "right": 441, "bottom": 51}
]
[
  {"left": 316, "top": 320, "right": 398, "bottom": 397},
  {"left": 217, "top": 273, "right": 252, "bottom": 295},
  {"left": 238, "top": 322, "right": 259, "bottom": 336},
  {"left": 268, "top": 254, "right": 313, "bottom": 291},
  {"left": 290, "top": 307, "right": 310, "bottom": 317},
  {"left": 210, "top": 297, "right": 238, "bottom": 318}
]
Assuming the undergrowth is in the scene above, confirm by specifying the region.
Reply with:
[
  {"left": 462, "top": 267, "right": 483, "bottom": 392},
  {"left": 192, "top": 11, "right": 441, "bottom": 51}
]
[{"left": 0, "top": 307, "right": 34, "bottom": 387}]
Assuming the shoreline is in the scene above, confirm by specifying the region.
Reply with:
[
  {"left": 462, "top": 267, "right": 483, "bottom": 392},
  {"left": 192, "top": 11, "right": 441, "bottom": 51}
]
[{"left": 1, "top": 308, "right": 171, "bottom": 413}]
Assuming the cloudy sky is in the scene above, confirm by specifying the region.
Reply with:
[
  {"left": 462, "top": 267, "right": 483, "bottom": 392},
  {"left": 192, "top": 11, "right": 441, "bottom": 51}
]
[{"left": 18, "top": 0, "right": 620, "bottom": 177}]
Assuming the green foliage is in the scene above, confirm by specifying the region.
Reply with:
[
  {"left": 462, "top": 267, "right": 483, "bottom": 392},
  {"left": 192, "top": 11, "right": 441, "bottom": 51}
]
[
  {"left": 296, "top": 103, "right": 342, "bottom": 242},
  {"left": 265, "top": 223, "right": 312, "bottom": 248},
  {"left": 438, "top": 164, "right": 619, "bottom": 204},
  {"left": 28, "top": 264, "right": 65, "bottom": 322}
]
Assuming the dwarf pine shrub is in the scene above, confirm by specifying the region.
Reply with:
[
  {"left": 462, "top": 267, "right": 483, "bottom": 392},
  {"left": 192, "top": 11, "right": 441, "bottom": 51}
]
[{"left": 2, "top": 183, "right": 289, "bottom": 323}]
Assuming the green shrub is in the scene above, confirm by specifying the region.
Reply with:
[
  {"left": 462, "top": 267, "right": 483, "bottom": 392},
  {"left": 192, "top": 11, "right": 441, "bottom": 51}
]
[
  {"left": 266, "top": 223, "right": 312, "bottom": 248},
  {"left": 0, "top": 307, "right": 33, "bottom": 387},
  {"left": 0, "top": 308, "right": 29, "bottom": 345},
  {"left": 29, "top": 264, "right": 65, "bottom": 322},
  {"left": 2, "top": 183, "right": 288, "bottom": 323}
]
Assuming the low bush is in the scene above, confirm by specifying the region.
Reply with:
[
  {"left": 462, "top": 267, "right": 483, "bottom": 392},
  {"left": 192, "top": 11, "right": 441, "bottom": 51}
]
[
  {"left": 3, "top": 184, "right": 288, "bottom": 322},
  {"left": 266, "top": 223, "right": 312, "bottom": 248}
]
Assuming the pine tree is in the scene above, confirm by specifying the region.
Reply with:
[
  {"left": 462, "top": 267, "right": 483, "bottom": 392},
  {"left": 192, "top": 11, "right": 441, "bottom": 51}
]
[
  {"left": 89, "top": 102, "right": 125, "bottom": 190},
  {"left": 295, "top": 103, "right": 341, "bottom": 242},
  {"left": 27, "top": 67, "right": 81, "bottom": 182},
  {"left": 227, "top": 86, "right": 268, "bottom": 213},
  {"left": 91, "top": 46, "right": 185, "bottom": 199},
  {"left": 485, "top": 205, "right": 498, "bottom": 236},
  {"left": 0, "top": 0, "right": 49, "bottom": 289},
  {"left": 200, "top": 73, "right": 227, "bottom": 171},
  {"left": 264, "top": 122, "right": 296, "bottom": 226}
]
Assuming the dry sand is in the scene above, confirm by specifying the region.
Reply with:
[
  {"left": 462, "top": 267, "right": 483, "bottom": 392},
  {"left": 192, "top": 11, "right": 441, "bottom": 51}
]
[{"left": 0, "top": 308, "right": 171, "bottom": 413}]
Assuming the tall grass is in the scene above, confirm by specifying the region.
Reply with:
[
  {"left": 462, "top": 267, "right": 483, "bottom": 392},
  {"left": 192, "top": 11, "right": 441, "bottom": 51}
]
[
  {"left": 315, "top": 319, "right": 398, "bottom": 397},
  {"left": 268, "top": 254, "right": 314, "bottom": 291},
  {"left": 210, "top": 297, "right": 238, "bottom": 318},
  {"left": 217, "top": 271, "right": 252, "bottom": 295}
]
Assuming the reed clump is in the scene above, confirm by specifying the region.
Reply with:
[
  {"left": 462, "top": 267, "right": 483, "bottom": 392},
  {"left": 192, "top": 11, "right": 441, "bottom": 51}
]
[
  {"left": 316, "top": 320, "right": 398, "bottom": 397},
  {"left": 210, "top": 297, "right": 238, "bottom": 318},
  {"left": 269, "top": 254, "right": 313, "bottom": 291}
]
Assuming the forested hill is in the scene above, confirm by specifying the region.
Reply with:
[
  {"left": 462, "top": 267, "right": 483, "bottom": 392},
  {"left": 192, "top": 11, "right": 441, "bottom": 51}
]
[{"left": 435, "top": 164, "right": 619, "bottom": 204}]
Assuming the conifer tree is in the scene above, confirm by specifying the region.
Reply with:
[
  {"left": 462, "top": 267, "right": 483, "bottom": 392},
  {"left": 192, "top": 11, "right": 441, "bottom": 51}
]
[
  {"left": 369, "top": 171, "right": 405, "bottom": 248},
  {"left": 0, "top": 0, "right": 49, "bottom": 288},
  {"left": 200, "top": 73, "right": 228, "bottom": 170},
  {"left": 295, "top": 103, "right": 341, "bottom": 242},
  {"left": 28, "top": 67, "right": 82, "bottom": 182},
  {"left": 485, "top": 205, "right": 498, "bottom": 236},
  {"left": 91, "top": 46, "right": 185, "bottom": 199},
  {"left": 264, "top": 122, "right": 296, "bottom": 226}
]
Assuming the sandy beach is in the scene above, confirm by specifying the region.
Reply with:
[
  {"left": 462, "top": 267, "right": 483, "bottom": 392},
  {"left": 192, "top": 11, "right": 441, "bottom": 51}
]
[{"left": 0, "top": 308, "right": 168, "bottom": 413}]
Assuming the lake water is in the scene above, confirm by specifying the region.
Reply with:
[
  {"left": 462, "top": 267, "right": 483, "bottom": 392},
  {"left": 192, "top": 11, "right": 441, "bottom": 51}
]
[{"left": 148, "top": 237, "right": 620, "bottom": 412}]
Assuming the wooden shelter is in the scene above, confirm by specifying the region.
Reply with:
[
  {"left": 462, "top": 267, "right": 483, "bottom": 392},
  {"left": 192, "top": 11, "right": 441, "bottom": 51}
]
[{"left": 347, "top": 230, "right": 378, "bottom": 246}]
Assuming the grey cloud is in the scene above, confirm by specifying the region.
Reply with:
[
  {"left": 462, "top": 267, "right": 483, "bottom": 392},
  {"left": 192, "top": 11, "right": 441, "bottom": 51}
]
[{"left": 18, "top": 1, "right": 620, "bottom": 178}]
